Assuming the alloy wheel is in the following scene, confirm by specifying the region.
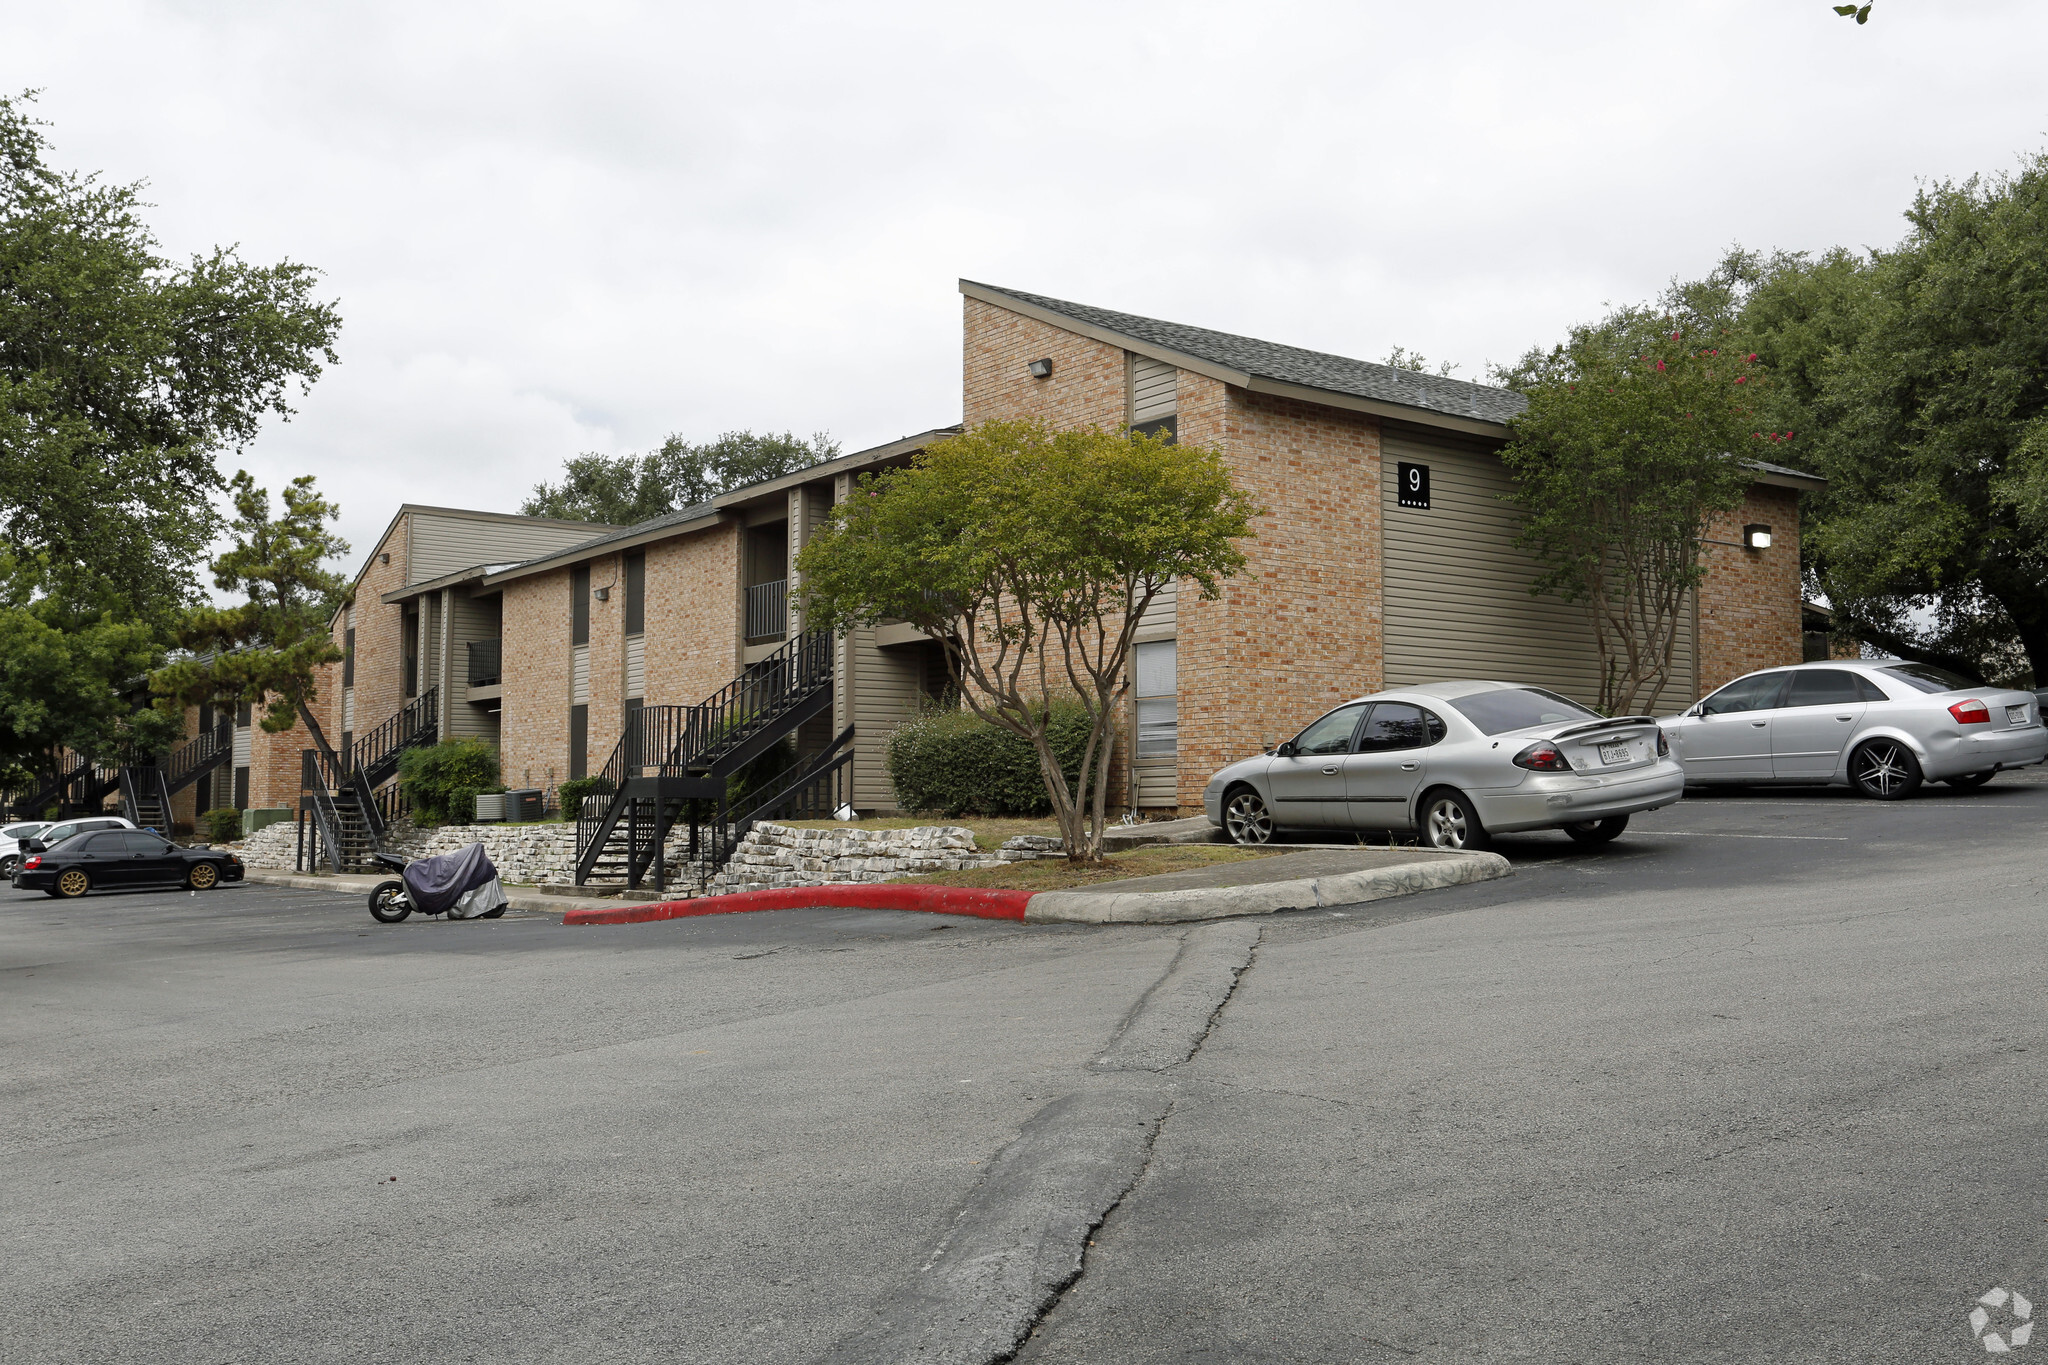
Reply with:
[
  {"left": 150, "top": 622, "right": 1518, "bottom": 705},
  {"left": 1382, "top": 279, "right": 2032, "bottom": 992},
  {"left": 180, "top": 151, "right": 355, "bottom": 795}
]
[
  {"left": 189, "top": 863, "right": 218, "bottom": 890},
  {"left": 1426, "top": 796, "right": 1471, "bottom": 850},
  {"left": 1853, "top": 740, "right": 1916, "bottom": 798},
  {"left": 1224, "top": 790, "right": 1272, "bottom": 844},
  {"left": 56, "top": 869, "right": 89, "bottom": 898}
]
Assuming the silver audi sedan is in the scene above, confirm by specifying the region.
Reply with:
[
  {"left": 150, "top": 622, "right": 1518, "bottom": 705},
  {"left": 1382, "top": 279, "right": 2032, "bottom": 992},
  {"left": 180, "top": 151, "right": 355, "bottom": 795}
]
[
  {"left": 1662, "top": 659, "right": 2047, "bottom": 798},
  {"left": 1202, "top": 680, "right": 1687, "bottom": 850}
]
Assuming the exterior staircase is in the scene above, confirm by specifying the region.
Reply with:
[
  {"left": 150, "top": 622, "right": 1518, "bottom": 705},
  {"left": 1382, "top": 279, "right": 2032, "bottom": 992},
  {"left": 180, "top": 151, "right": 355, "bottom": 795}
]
[
  {"left": 118, "top": 718, "right": 235, "bottom": 832},
  {"left": 298, "top": 688, "right": 439, "bottom": 873},
  {"left": 10, "top": 756, "right": 120, "bottom": 822},
  {"left": 118, "top": 767, "right": 173, "bottom": 833},
  {"left": 574, "top": 629, "right": 843, "bottom": 893}
]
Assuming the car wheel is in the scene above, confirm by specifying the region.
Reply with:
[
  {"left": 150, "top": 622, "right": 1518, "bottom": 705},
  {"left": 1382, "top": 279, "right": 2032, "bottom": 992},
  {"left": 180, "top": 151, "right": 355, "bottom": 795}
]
[
  {"left": 1944, "top": 770, "right": 1996, "bottom": 790},
  {"left": 1420, "top": 788, "right": 1488, "bottom": 851},
  {"left": 1564, "top": 814, "right": 1630, "bottom": 844},
  {"left": 0, "top": 853, "right": 16, "bottom": 878},
  {"left": 1223, "top": 787, "right": 1273, "bottom": 844},
  {"left": 186, "top": 862, "right": 220, "bottom": 890},
  {"left": 54, "top": 868, "right": 90, "bottom": 898},
  {"left": 1849, "top": 738, "right": 1923, "bottom": 800}
]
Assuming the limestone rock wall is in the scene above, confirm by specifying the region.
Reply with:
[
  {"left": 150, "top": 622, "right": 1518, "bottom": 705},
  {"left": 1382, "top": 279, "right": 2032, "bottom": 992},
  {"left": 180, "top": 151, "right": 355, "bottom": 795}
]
[{"left": 702, "top": 822, "right": 1001, "bottom": 896}]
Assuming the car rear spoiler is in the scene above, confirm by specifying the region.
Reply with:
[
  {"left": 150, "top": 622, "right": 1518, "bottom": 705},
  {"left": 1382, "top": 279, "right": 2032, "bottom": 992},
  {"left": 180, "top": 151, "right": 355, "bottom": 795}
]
[{"left": 1550, "top": 716, "right": 1662, "bottom": 742}]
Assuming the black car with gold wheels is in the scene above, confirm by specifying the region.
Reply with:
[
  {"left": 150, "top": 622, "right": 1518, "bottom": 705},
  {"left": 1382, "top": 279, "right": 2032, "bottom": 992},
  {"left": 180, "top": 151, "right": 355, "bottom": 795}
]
[{"left": 11, "top": 829, "right": 243, "bottom": 897}]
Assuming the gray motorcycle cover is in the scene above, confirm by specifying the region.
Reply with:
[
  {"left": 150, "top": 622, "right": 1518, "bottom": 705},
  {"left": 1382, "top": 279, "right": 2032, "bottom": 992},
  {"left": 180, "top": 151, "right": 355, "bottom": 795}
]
[{"left": 402, "top": 841, "right": 500, "bottom": 915}]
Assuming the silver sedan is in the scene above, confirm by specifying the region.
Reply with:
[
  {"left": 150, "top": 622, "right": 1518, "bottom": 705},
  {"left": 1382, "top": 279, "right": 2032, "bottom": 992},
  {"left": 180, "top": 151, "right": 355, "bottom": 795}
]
[
  {"left": 1202, "top": 680, "right": 1687, "bottom": 850},
  {"left": 1662, "top": 659, "right": 2048, "bottom": 798}
]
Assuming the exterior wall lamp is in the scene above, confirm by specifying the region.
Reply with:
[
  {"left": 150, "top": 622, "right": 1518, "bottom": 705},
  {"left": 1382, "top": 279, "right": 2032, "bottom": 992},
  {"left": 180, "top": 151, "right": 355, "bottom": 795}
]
[
  {"left": 1743, "top": 524, "right": 1773, "bottom": 550},
  {"left": 1027, "top": 358, "right": 1054, "bottom": 378},
  {"left": 593, "top": 586, "right": 610, "bottom": 601},
  {"left": 379, "top": 552, "right": 390, "bottom": 564}
]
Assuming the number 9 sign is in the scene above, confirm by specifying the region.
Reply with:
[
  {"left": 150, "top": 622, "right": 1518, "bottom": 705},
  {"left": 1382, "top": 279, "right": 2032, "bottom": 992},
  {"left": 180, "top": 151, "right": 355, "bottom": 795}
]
[{"left": 1396, "top": 462, "right": 1430, "bottom": 509}]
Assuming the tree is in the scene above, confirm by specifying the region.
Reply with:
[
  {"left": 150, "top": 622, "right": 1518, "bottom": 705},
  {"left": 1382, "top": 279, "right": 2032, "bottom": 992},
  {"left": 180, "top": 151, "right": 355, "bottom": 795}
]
[
  {"left": 152, "top": 472, "right": 349, "bottom": 750},
  {"left": 0, "top": 552, "right": 169, "bottom": 795},
  {"left": 1497, "top": 311, "right": 1766, "bottom": 715},
  {"left": 522, "top": 429, "right": 839, "bottom": 524},
  {"left": 1737, "top": 158, "right": 2048, "bottom": 684},
  {"left": 0, "top": 92, "right": 341, "bottom": 613},
  {"left": 798, "top": 420, "right": 1261, "bottom": 862}
]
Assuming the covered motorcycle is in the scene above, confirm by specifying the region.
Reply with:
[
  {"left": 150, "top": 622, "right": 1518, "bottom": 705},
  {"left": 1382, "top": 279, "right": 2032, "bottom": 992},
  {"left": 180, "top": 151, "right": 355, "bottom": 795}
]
[{"left": 368, "top": 842, "right": 508, "bottom": 923}]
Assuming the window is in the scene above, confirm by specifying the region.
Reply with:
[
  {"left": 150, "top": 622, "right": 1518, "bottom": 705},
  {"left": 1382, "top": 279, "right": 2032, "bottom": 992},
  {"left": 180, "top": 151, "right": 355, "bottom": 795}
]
[
  {"left": 569, "top": 704, "right": 589, "bottom": 780},
  {"left": 342, "top": 627, "right": 355, "bottom": 687},
  {"left": 233, "top": 766, "right": 250, "bottom": 810},
  {"left": 1293, "top": 703, "right": 1367, "bottom": 756},
  {"left": 1356, "top": 702, "right": 1446, "bottom": 752},
  {"left": 1134, "top": 640, "right": 1177, "bottom": 758},
  {"left": 1450, "top": 687, "right": 1600, "bottom": 736},
  {"left": 1698, "top": 672, "right": 1792, "bottom": 716},
  {"left": 1879, "top": 662, "right": 1977, "bottom": 695},
  {"left": 121, "top": 832, "right": 169, "bottom": 853},
  {"left": 236, "top": 701, "right": 252, "bottom": 727},
  {"left": 1784, "top": 670, "right": 1868, "bottom": 708},
  {"left": 571, "top": 567, "right": 590, "bottom": 647},
  {"left": 81, "top": 832, "right": 125, "bottom": 851},
  {"left": 624, "top": 553, "right": 645, "bottom": 636}
]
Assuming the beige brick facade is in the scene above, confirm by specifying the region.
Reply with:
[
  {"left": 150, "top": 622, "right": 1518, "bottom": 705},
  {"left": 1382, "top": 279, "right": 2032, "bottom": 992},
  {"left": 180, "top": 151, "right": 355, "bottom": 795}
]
[
  {"left": 498, "top": 571, "right": 571, "bottom": 793},
  {"left": 1699, "top": 485, "right": 1804, "bottom": 695}
]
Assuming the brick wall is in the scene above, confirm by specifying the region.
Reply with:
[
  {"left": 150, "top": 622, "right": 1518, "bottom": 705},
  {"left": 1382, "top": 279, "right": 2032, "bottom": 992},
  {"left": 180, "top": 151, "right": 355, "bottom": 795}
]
[
  {"left": 1178, "top": 384, "right": 1382, "bottom": 810},
  {"left": 642, "top": 523, "right": 742, "bottom": 709},
  {"left": 963, "top": 297, "right": 1127, "bottom": 430},
  {"left": 343, "top": 515, "right": 414, "bottom": 745},
  {"left": 498, "top": 571, "right": 571, "bottom": 796},
  {"left": 1698, "top": 485, "right": 1804, "bottom": 695}
]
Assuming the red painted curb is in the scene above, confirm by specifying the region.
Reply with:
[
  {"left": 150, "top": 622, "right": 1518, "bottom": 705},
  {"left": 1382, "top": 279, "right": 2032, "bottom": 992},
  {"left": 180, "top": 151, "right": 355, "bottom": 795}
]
[{"left": 563, "top": 883, "right": 1035, "bottom": 926}]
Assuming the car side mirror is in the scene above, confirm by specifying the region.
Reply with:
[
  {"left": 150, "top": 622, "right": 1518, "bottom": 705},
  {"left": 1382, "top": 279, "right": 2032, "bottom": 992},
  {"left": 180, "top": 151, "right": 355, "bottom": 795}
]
[
  {"left": 1691, "top": 704, "right": 1710, "bottom": 718},
  {"left": 1275, "top": 741, "right": 1297, "bottom": 758}
]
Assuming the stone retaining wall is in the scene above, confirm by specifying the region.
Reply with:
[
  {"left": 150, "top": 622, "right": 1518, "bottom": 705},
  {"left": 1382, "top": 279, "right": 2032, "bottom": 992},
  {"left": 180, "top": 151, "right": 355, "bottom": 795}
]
[{"left": 702, "top": 822, "right": 1003, "bottom": 896}]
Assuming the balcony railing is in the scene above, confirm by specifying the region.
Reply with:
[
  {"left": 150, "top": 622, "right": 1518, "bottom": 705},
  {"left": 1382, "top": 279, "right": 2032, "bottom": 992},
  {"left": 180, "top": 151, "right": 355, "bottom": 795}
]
[
  {"left": 467, "top": 638, "right": 502, "bottom": 687},
  {"left": 745, "top": 578, "right": 788, "bottom": 643}
]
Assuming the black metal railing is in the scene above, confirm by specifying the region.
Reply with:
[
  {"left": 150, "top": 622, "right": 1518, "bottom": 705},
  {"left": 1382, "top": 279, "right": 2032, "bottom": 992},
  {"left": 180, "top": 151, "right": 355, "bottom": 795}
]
[
  {"left": 349, "top": 686, "right": 439, "bottom": 785},
  {"left": 467, "top": 639, "right": 502, "bottom": 687},
  {"left": 698, "top": 726, "right": 855, "bottom": 873},
  {"left": 298, "top": 749, "right": 348, "bottom": 872},
  {"left": 163, "top": 720, "right": 235, "bottom": 794},
  {"left": 372, "top": 780, "right": 411, "bottom": 826},
  {"left": 13, "top": 756, "right": 122, "bottom": 821},
  {"left": 745, "top": 578, "right": 788, "bottom": 642}
]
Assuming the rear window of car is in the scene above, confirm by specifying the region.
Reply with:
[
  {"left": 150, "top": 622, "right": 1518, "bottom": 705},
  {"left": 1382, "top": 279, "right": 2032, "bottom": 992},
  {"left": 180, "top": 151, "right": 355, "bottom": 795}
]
[
  {"left": 1449, "top": 687, "right": 1601, "bottom": 735},
  {"left": 1878, "top": 663, "right": 1978, "bottom": 694}
]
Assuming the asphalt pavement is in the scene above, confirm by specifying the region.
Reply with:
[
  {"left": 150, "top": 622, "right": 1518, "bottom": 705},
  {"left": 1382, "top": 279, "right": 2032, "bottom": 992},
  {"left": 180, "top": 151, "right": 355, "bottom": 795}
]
[{"left": 5, "top": 772, "right": 2045, "bottom": 1363}]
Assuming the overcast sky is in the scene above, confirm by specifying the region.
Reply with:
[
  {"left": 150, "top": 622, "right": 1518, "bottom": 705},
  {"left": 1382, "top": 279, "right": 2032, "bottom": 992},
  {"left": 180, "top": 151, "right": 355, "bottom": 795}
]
[{"left": 5, "top": 1, "right": 2042, "bottom": 565}]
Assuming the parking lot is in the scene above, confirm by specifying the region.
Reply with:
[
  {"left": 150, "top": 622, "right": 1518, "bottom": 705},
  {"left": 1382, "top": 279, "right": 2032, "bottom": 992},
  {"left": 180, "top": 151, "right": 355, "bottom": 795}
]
[{"left": 6, "top": 772, "right": 2045, "bottom": 1362}]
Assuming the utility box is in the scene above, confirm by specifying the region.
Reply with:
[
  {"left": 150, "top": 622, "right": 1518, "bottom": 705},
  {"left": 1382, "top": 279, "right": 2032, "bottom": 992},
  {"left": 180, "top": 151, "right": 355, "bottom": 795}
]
[
  {"left": 507, "top": 789, "right": 543, "bottom": 822},
  {"left": 473, "top": 792, "right": 506, "bottom": 823}
]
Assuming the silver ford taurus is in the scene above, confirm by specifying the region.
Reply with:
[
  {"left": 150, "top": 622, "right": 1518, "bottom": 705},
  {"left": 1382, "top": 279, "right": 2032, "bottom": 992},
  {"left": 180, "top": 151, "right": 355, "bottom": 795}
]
[
  {"left": 1202, "top": 681, "right": 1687, "bottom": 850},
  {"left": 1661, "top": 659, "right": 2047, "bottom": 798}
]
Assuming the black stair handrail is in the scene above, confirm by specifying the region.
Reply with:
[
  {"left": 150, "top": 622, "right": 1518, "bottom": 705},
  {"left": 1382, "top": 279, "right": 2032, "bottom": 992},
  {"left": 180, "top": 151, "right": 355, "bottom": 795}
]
[
  {"left": 350, "top": 686, "right": 439, "bottom": 786},
  {"left": 702, "top": 726, "right": 856, "bottom": 873},
  {"left": 299, "top": 750, "right": 348, "bottom": 872},
  {"left": 13, "top": 754, "right": 121, "bottom": 821},
  {"left": 162, "top": 720, "right": 235, "bottom": 794}
]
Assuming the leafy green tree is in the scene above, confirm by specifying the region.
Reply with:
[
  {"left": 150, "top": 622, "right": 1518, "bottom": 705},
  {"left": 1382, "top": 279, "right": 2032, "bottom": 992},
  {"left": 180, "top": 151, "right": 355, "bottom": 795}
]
[
  {"left": 522, "top": 430, "right": 840, "bottom": 524},
  {"left": 798, "top": 420, "right": 1261, "bottom": 862},
  {"left": 0, "top": 92, "right": 341, "bottom": 613},
  {"left": 1736, "top": 159, "right": 2048, "bottom": 683},
  {"left": 152, "top": 472, "right": 349, "bottom": 750},
  {"left": 0, "top": 553, "right": 168, "bottom": 794},
  {"left": 1498, "top": 310, "right": 1766, "bottom": 715}
]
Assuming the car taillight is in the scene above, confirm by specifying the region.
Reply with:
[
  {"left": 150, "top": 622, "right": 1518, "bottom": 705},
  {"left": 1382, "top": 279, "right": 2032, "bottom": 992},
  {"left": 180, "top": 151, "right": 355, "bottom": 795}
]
[
  {"left": 1656, "top": 727, "right": 1670, "bottom": 758},
  {"left": 1513, "top": 740, "right": 1573, "bottom": 772},
  {"left": 1949, "top": 699, "right": 1992, "bottom": 725},
  {"left": 22, "top": 855, "right": 40, "bottom": 869}
]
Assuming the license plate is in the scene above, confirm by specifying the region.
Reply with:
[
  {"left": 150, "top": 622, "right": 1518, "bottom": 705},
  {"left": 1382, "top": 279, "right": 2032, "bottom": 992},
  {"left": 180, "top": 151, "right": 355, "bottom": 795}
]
[
  {"left": 2010, "top": 704, "right": 2030, "bottom": 725},
  {"left": 1598, "top": 742, "right": 1632, "bottom": 765}
]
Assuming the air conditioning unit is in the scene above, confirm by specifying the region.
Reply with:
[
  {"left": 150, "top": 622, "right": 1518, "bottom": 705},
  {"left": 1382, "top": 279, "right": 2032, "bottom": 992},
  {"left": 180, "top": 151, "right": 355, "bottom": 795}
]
[{"left": 474, "top": 792, "right": 506, "bottom": 823}]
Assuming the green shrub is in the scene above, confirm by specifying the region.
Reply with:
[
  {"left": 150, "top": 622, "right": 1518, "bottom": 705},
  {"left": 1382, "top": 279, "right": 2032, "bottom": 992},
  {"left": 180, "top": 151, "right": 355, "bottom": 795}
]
[
  {"left": 201, "top": 807, "right": 243, "bottom": 843},
  {"left": 885, "top": 700, "right": 1097, "bottom": 817},
  {"left": 556, "top": 776, "right": 615, "bottom": 818},
  {"left": 398, "top": 739, "right": 502, "bottom": 826}
]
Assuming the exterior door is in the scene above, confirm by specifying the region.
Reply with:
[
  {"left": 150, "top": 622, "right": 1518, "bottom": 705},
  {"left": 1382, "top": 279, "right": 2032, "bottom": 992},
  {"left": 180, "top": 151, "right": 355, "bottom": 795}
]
[
  {"left": 73, "top": 831, "right": 134, "bottom": 885},
  {"left": 1771, "top": 670, "right": 1869, "bottom": 780},
  {"left": 1673, "top": 671, "right": 1792, "bottom": 781},
  {"left": 120, "top": 831, "right": 185, "bottom": 885},
  {"left": 1342, "top": 702, "right": 1444, "bottom": 829},
  {"left": 1267, "top": 703, "right": 1367, "bottom": 826}
]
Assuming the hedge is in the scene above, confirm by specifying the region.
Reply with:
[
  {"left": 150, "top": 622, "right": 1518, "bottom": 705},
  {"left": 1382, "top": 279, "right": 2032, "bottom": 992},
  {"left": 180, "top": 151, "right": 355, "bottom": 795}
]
[
  {"left": 397, "top": 738, "right": 504, "bottom": 826},
  {"left": 885, "top": 700, "right": 1099, "bottom": 817},
  {"left": 201, "top": 807, "right": 243, "bottom": 844}
]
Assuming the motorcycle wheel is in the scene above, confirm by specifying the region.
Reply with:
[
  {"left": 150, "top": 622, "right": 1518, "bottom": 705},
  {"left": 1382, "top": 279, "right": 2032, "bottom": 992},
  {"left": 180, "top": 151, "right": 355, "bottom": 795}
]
[
  {"left": 480, "top": 904, "right": 507, "bottom": 919},
  {"left": 368, "top": 880, "right": 412, "bottom": 923}
]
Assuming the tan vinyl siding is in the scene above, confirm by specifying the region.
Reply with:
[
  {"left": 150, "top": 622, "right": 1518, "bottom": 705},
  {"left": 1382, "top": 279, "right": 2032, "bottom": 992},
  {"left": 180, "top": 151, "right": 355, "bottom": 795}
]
[
  {"left": 446, "top": 590, "right": 502, "bottom": 743},
  {"left": 571, "top": 644, "right": 591, "bottom": 706},
  {"left": 1135, "top": 578, "right": 1177, "bottom": 637},
  {"left": 232, "top": 724, "right": 252, "bottom": 768},
  {"left": 850, "top": 628, "right": 928, "bottom": 811},
  {"left": 342, "top": 687, "right": 355, "bottom": 732},
  {"left": 1380, "top": 424, "right": 1697, "bottom": 714},
  {"left": 406, "top": 512, "right": 611, "bottom": 586},
  {"left": 1129, "top": 355, "right": 1178, "bottom": 424},
  {"left": 624, "top": 634, "right": 645, "bottom": 699}
]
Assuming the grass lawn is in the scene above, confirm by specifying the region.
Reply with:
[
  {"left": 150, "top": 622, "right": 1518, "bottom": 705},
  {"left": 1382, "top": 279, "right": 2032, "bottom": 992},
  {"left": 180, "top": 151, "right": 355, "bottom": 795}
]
[
  {"left": 776, "top": 814, "right": 1066, "bottom": 852},
  {"left": 892, "top": 843, "right": 1284, "bottom": 892}
]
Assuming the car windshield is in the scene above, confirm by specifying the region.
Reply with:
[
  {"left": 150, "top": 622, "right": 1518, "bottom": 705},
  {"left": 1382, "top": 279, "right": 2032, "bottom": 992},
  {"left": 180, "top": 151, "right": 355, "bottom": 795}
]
[
  {"left": 1878, "top": 662, "right": 1979, "bottom": 695},
  {"left": 1448, "top": 687, "right": 1600, "bottom": 736}
]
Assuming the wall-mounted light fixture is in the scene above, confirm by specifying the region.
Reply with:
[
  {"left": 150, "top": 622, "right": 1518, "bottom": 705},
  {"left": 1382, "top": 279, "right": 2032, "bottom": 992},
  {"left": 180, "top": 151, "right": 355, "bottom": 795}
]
[
  {"left": 593, "top": 586, "right": 610, "bottom": 601},
  {"left": 1027, "top": 357, "right": 1053, "bottom": 379},
  {"left": 379, "top": 552, "right": 391, "bottom": 564},
  {"left": 1743, "top": 524, "right": 1773, "bottom": 550}
]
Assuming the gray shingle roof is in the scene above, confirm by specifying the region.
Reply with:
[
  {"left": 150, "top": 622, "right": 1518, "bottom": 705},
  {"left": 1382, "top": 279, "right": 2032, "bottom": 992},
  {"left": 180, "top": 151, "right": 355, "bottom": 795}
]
[{"left": 965, "top": 282, "right": 1530, "bottom": 428}]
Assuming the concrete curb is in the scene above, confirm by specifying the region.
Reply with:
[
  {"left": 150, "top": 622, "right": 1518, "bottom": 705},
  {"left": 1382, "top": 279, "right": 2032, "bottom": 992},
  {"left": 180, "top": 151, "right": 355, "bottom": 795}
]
[{"left": 561, "top": 852, "right": 1511, "bottom": 928}]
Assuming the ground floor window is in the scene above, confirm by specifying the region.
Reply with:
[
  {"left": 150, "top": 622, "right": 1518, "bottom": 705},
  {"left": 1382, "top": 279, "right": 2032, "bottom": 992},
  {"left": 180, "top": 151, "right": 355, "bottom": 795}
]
[
  {"left": 232, "top": 766, "right": 250, "bottom": 811},
  {"left": 1135, "top": 640, "right": 1177, "bottom": 757},
  {"left": 569, "top": 704, "right": 589, "bottom": 780}
]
